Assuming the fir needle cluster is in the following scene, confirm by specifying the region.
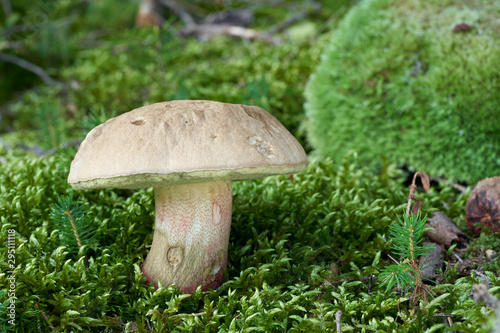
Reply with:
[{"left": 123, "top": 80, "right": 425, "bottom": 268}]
[
  {"left": 380, "top": 212, "right": 435, "bottom": 302},
  {"left": 50, "top": 193, "right": 96, "bottom": 254},
  {"left": 380, "top": 171, "right": 435, "bottom": 303}
]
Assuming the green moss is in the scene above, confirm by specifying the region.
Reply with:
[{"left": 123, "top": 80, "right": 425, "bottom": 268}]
[
  {"left": 4, "top": 27, "right": 330, "bottom": 152},
  {"left": 2, "top": 1, "right": 346, "bottom": 152},
  {"left": 1, "top": 152, "right": 493, "bottom": 332},
  {"left": 0, "top": 0, "right": 138, "bottom": 105},
  {"left": 2, "top": 1, "right": 499, "bottom": 331},
  {"left": 305, "top": 0, "right": 500, "bottom": 183}
]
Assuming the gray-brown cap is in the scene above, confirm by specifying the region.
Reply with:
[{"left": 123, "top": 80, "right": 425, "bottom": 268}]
[{"left": 68, "top": 100, "right": 308, "bottom": 189}]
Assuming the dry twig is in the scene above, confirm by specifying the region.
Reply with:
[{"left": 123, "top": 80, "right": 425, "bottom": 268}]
[{"left": 179, "top": 24, "right": 279, "bottom": 44}]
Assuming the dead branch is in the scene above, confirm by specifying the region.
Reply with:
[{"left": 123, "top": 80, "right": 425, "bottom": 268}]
[
  {"left": 447, "top": 316, "right": 453, "bottom": 327},
  {"left": 0, "top": 52, "right": 59, "bottom": 86},
  {"left": 179, "top": 24, "right": 280, "bottom": 44}
]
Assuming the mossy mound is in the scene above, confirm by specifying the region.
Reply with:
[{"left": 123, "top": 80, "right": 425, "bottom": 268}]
[{"left": 305, "top": 0, "right": 500, "bottom": 183}]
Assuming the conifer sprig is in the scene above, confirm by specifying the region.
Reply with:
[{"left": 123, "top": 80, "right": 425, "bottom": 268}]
[
  {"left": 388, "top": 213, "right": 434, "bottom": 262},
  {"left": 50, "top": 193, "right": 96, "bottom": 253},
  {"left": 380, "top": 171, "right": 435, "bottom": 303},
  {"left": 381, "top": 212, "right": 434, "bottom": 295}
]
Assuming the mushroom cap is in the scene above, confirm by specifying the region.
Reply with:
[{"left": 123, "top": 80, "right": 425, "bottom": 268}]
[{"left": 68, "top": 100, "right": 308, "bottom": 189}]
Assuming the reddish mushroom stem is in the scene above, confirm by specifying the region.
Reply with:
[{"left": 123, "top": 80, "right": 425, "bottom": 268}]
[{"left": 142, "top": 180, "right": 232, "bottom": 293}]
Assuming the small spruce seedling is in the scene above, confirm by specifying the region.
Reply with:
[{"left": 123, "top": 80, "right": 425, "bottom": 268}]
[
  {"left": 380, "top": 172, "right": 435, "bottom": 303},
  {"left": 50, "top": 193, "right": 96, "bottom": 255}
]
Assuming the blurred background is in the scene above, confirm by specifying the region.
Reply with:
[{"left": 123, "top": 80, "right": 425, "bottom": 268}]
[{"left": 0, "top": 0, "right": 353, "bottom": 156}]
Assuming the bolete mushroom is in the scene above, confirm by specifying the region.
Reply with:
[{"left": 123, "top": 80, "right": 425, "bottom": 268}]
[{"left": 68, "top": 100, "right": 308, "bottom": 293}]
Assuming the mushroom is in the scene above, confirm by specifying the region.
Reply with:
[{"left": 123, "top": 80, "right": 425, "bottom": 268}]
[{"left": 68, "top": 100, "right": 308, "bottom": 293}]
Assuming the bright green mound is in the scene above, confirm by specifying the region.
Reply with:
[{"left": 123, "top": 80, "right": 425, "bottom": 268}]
[{"left": 305, "top": 0, "right": 500, "bottom": 183}]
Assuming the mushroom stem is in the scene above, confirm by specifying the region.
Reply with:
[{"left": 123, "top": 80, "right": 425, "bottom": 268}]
[{"left": 142, "top": 180, "right": 232, "bottom": 293}]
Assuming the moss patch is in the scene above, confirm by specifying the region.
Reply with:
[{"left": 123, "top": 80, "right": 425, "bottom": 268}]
[
  {"left": 305, "top": 0, "right": 500, "bottom": 183},
  {"left": 1, "top": 152, "right": 496, "bottom": 331},
  {"left": 2, "top": 1, "right": 500, "bottom": 331}
]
